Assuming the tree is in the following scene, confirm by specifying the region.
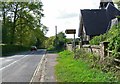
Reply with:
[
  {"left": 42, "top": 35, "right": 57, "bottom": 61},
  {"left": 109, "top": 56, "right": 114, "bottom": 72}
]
[
  {"left": 41, "top": 24, "right": 49, "bottom": 35},
  {"left": 45, "top": 32, "right": 67, "bottom": 50},
  {"left": 116, "top": 1, "right": 120, "bottom": 9},
  {"left": 1, "top": 1, "right": 47, "bottom": 48},
  {"left": 56, "top": 32, "right": 66, "bottom": 49},
  {"left": 45, "top": 36, "right": 55, "bottom": 50}
]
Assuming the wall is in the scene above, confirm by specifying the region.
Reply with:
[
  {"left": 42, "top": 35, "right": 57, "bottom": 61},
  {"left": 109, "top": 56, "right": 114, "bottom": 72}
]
[
  {"left": 66, "top": 44, "right": 80, "bottom": 51},
  {"left": 66, "top": 44, "right": 73, "bottom": 51},
  {"left": 66, "top": 42, "right": 120, "bottom": 69},
  {"left": 82, "top": 42, "right": 120, "bottom": 69},
  {"left": 82, "top": 42, "right": 109, "bottom": 60}
]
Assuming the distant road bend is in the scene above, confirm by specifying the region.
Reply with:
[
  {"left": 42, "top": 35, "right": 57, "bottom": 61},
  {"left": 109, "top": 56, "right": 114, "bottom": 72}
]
[{"left": 0, "top": 49, "right": 46, "bottom": 82}]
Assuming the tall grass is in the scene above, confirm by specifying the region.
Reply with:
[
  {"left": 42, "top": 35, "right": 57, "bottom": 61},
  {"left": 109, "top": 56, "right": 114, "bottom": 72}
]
[{"left": 55, "top": 50, "right": 118, "bottom": 82}]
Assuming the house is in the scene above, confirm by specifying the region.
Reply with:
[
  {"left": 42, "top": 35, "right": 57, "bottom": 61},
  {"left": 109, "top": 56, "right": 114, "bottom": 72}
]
[{"left": 78, "top": 0, "right": 120, "bottom": 44}]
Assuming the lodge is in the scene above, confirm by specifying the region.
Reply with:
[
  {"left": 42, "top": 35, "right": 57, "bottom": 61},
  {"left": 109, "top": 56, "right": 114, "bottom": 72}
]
[{"left": 78, "top": 0, "right": 120, "bottom": 44}]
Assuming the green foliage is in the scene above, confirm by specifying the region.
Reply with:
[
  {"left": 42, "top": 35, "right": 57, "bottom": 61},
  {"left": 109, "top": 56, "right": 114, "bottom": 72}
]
[
  {"left": 105, "top": 24, "right": 120, "bottom": 57},
  {"left": 66, "top": 38, "right": 73, "bottom": 44},
  {"left": 76, "top": 49, "right": 115, "bottom": 72},
  {"left": 75, "top": 49, "right": 100, "bottom": 68},
  {"left": 89, "top": 34, "right": 107, "bottom": 45},
  {"left": 90, "top": 22, "right": 120, "bottom": 57},
  {"left": 45, "top": 32, "right": 66, "bottom": 51},
  {"left": 1, "top": 2, "right": 47, "bottom": 48},
  {"left": 55, "top": 50, "right": 118, "bottom": 82},
  {"left": 45, "top": 36, "right": 55, "bottom": 50},
  {"left": 56, "top": 32, "right": 66, "bottom": 49},
  {"left": 116, "top": 1, "right": 120, "bottom": 9},
  {"left": 104, "top": 25, "right": 120, "bottom": 58},
  {"left": 2, "top": 45, "right": 29, "bottom": 56},
  {"left": 1, "top": 2, "right": 48, "bottom": 55}
]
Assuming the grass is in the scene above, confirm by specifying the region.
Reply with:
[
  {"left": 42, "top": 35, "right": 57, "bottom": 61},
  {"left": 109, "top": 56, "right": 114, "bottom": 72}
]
[
  {"left": 55, "top": 50, "right": 118, "bottom": 82},
  {"left": 47, "top": 47, "right": 65, "bottom": 53}
]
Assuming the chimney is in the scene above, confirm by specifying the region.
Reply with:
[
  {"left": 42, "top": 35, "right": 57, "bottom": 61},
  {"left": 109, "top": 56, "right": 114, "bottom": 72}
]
[{"left": 99, "top": 0, "right": 114, "bottom": 9}]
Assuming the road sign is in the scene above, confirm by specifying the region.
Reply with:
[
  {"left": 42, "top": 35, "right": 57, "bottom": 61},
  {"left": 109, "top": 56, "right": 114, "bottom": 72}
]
[
  {"left": 65, "top": 29, "right": 76, "bottom": 34},
  {"left": 65, "top": 29, "right": 76, "bottom": 56}
]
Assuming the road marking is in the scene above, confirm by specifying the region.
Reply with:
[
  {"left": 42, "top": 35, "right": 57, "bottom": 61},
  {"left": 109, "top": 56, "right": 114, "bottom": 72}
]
[
  {"left": 0, "top": 55, "right": 28, "bottom": 71},
  {"left": 30, "top": 54, "right": 46, "bottom": 82},
  {"left": 40, "top": 56, "right": 47, "bottom": 82},
  {"left": 0, "top": 58, "right": 5, "bottom": 60}
]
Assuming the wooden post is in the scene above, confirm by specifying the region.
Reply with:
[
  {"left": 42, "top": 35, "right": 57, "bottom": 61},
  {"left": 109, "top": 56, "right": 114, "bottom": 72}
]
[
  {"left": 73, "top": 33, "right": 76, "bottom": 53},
  {"left": 100, "top": 42, "right": 109, "bottom": 60}
]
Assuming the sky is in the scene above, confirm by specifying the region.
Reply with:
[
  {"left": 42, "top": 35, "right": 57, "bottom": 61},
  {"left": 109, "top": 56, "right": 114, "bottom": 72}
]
[{"left": 41, "top": 0, "right": 101, "bottom": 38}]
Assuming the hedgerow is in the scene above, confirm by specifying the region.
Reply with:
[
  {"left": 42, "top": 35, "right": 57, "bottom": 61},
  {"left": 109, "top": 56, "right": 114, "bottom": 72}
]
[{"left": 90, "top": 23, "right": 120, "bottom": 57}]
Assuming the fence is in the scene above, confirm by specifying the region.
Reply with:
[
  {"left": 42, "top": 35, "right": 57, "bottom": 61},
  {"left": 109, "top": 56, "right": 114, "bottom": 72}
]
[{"left": 66, "top": 42, "right": 120, "bottom": 69}]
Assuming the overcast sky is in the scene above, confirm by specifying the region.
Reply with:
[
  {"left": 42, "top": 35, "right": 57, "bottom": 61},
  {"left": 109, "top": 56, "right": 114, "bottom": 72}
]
[{"left": 41, "top": 0, "right": 100, "bottom": 38}]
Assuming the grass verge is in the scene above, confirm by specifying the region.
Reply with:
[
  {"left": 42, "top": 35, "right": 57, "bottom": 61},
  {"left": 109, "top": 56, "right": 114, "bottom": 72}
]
[{"left": 55, "top": 50, "right": 118, "bottom": 82}]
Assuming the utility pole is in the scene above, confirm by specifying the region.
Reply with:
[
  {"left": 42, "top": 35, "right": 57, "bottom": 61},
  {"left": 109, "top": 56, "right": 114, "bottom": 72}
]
[
  {"left": 55, "top": 26, "right": 57, "bottom": 49},
  {"left": 55, "top": 26, "right": 57, "bottom": 39}
]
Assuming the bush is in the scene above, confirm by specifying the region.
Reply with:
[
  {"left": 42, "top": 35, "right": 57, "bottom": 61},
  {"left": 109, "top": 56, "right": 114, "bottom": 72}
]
[
  {"left": 75, "top": 49, "right": 120, "bottom": 80},
  {"left": 75, "top": 49, "right": 100, "bottom": 68},
  {"left": 107, "top": 25, "right": 120, "bottom": 57},
  {"left": 90, "top": 34, "right": 106, "bottom": 45},
  {"left": 90, "top": 23, "right": 120, "bottom": 57},
  {"left": 2, "top": 45, "right": 29, "bottom": 56}
]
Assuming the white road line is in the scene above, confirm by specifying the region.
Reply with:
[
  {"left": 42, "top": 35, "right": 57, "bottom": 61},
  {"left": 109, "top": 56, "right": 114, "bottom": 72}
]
[
  {"left": 30, "top": 54, "right": 45, "bottom": 82},
  {"left": 0, "top": 58, "right": 5, "bottom": 60},
  {"left": 40, "top": 56, "right": 47, "bottom": 82},
  {"left": 0, "top": 55, "right": 28, "bottom": 71}
]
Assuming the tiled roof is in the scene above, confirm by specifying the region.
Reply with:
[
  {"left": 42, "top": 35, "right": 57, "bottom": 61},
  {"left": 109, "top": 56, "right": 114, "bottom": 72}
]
[{"left": 78, "top": 3, "right": 120, "bottom": 37}]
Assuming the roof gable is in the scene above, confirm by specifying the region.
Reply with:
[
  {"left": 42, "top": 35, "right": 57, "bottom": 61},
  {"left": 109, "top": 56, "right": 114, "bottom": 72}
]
[
  {"left": 106, "top": 3, "right": 120, "bottom": 20},
  {"left": 79, "top": 3, "right": 120, "bottom": 37},
  {"left": 81, "top": 9, "right": 110, "bottom": 36}
]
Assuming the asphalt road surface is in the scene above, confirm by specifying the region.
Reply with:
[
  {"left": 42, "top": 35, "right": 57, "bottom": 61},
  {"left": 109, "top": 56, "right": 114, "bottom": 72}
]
[{"left": 0, "top": 49, "right": 46, "bottom": 83}]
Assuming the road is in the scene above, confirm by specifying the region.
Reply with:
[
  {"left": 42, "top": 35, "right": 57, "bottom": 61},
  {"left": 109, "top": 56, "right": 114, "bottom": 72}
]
[{"left": 0, "top": 49, "right": 46, "bottom": 83}]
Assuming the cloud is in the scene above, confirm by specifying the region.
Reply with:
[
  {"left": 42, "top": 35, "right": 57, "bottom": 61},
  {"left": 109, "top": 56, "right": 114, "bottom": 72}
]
[
  {"left": 41, "top": 0, "right": 100, "bottom": 38},
  {"left": 57, "top": 12, "right": 78, "bottom": 19}
]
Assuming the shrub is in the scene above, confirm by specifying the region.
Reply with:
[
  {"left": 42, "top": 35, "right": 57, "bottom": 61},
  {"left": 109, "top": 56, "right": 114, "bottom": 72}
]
[
  {"left": 107, "top": 24, "right": 120, "bottom": 57},
  {"left": 75, "top": 49, "right": 120, "bottom": 80},
  {"left": 89, "top": 34, "right": 106, "bottom": 45},
  {"left": 90, "top": 22, "right": 120, "bottom": 57},
  {"left": 2, "top": 45, "right": 29, "bottom": 56}
]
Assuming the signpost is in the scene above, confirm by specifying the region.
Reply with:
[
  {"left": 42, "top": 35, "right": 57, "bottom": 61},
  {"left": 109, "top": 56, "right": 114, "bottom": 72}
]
[
  {"left": 65, "top": 29, "right": 76, "bottom": 34},
  {"left": 65, "top": 29, "right": 76, "bottom": 57}
]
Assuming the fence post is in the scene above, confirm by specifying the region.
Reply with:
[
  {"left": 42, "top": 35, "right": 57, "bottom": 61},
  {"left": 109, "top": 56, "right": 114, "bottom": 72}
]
[{"left": 100, "top": 42, "right": 109, "bottom": 60}]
